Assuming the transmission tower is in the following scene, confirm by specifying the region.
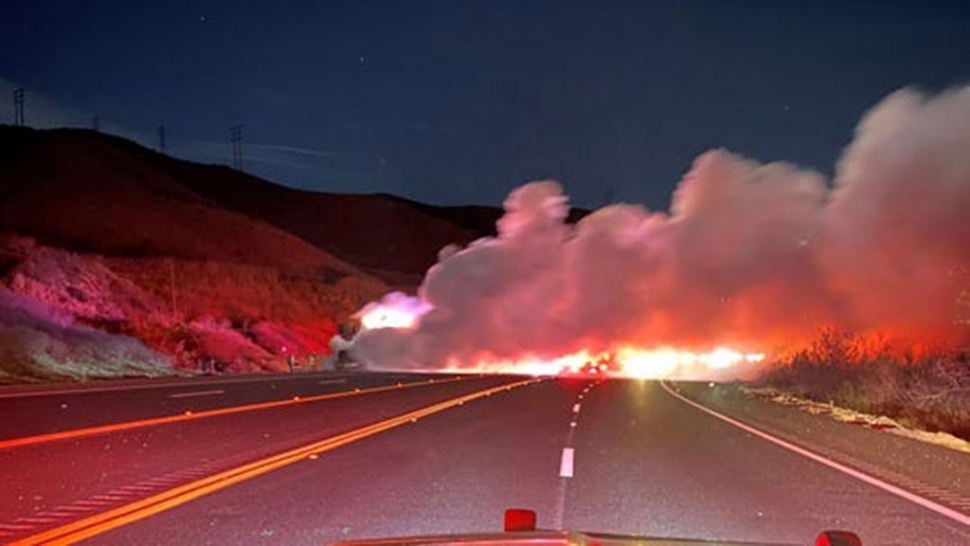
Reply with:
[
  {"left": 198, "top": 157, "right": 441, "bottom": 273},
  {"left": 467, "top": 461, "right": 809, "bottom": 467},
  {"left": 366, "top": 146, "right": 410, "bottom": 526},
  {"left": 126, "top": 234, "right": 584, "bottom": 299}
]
[
  {"left": 230, "top": 125, "right": 243, "bottom": 169},
  {"left": 13, "top": 87, "right": 25, "bottom": 126},
  {"left": 158, "top": 124, "right": 167, "bottom": 154}
]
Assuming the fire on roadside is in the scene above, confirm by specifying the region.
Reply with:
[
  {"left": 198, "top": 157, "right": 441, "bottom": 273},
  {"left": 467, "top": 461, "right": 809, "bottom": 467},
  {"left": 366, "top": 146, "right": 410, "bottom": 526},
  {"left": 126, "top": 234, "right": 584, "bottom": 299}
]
[
  {"left": 356, "top": 293, "right": 431, "bottom": 330},
  {"left": 435, "top": 347, "right": 765, "bottom": 379},
  {"left": 355, "top": 294, "right": 766, "bottom": 378}
]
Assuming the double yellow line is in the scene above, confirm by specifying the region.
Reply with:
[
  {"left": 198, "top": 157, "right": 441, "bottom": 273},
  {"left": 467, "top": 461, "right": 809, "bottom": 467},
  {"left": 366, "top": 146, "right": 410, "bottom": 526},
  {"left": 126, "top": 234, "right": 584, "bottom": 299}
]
[
  {"left": 13, "top": 378, "right": 541, "bottom": 545},
  {"left": 0, "top": 377, "right": 467, "bottom": 450}
]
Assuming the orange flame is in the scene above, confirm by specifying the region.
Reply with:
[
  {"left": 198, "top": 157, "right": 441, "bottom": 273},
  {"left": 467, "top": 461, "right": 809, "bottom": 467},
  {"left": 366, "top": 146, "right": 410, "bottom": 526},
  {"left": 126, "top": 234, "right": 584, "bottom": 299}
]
[{"left": 437, "top": 346, "right": 765, "bottom": 379}]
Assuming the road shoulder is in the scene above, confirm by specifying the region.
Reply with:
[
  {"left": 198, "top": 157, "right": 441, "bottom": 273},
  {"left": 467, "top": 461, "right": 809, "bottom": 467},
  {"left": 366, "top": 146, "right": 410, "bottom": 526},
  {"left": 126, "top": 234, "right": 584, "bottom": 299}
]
[{"left": 668, "top": 381, "right": 970, "bottom": 517}]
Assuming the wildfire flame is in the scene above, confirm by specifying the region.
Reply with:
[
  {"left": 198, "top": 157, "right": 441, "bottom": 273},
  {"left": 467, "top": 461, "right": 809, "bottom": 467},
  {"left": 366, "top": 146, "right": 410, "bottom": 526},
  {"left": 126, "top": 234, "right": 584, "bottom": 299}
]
[
  {"left": 356, "top": 295, "right": 765, "bottom": 378},
  {"left": 436, "top": 347, "right": 766, "bottom": 378},
  {"left": 356, "top": 293, "right": 431, "bottom": 330},
  {"left": 614, "top": 347, "right": 765, "bottom": 379}
]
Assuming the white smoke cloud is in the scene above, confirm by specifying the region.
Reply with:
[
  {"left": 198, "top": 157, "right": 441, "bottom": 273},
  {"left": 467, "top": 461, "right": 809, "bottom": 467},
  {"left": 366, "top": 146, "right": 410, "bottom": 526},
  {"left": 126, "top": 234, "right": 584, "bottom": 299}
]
[
  {"left": 353, "top": 86, "right": 970, "bottom": 373},
  {"left": 823, "top": 87, "right": 970, "bottom": 334}
]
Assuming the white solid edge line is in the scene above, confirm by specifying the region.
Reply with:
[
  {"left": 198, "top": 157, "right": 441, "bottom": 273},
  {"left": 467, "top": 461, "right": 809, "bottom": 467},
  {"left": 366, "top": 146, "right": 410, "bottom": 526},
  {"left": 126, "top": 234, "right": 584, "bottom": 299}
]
[
  {"left": 167, "top": 389, "right": 226, "bottom": 399},
  {"left": 659, "top": 381, "right": 970, "bottom": 527},
  {"left": 560, "top": 447, "right": 575, "bottom": 478}
]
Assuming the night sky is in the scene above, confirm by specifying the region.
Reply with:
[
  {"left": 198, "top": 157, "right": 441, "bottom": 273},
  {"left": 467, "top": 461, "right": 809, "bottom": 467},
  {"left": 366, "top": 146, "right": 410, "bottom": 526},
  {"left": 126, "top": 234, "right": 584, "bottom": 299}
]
[{"left": 1, "top": 0, "right": 968, "bottom": 209}]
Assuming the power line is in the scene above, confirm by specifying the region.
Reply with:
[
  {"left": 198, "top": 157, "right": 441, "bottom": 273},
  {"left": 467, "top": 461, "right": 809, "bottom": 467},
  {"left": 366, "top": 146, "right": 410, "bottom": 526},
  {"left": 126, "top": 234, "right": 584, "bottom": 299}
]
[
  {"left": 13, "top": 87, "right": 25, "bottom": 126},
  {"left": 230, "top": 125, "right": 243, "bottom": 170}
]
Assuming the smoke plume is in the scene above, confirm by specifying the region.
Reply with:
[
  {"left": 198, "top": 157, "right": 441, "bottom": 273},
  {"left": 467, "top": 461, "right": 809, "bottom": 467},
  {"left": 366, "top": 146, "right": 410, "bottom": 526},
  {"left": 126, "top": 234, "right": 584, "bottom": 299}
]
[{"left": 353, "top": 86, "right": 970, "bottom": 374}]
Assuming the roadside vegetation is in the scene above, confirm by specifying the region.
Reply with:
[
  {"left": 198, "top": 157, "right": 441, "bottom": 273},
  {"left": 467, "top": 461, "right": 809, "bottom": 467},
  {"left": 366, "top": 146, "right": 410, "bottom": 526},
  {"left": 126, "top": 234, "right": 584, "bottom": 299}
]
[
  {"left": 0, "top": 235, "right": 385, "bottom": 381},
  {"left": 757, "top": 328, "right": 970, "bottom": 440},
  {"left": 0, "top": 290, "right": 175, "bottom": 383}
]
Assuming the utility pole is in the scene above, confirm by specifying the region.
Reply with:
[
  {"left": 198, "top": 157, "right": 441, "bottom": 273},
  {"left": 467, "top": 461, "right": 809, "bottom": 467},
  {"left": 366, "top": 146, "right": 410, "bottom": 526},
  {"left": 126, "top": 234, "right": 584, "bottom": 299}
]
[
  {"left": 158, "top": 124, "right": 167, "bottom": 154},
  {"left": 230, "top": 125, "right": 243, "bottom": 169},
  {"left": 13, "top": 87, "right": 25, "bottom": 126}
]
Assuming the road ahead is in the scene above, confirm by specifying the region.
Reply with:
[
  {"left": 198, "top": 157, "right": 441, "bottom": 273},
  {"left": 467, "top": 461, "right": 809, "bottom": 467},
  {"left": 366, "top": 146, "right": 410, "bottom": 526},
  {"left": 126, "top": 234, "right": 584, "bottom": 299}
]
[{"left": 2, "top": 375, "right": 968, "bottom": 545}]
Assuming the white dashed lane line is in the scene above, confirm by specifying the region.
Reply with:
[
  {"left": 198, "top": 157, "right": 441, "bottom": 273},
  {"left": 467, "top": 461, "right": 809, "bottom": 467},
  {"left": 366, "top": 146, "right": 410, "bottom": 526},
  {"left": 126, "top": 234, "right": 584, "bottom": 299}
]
[
  {"left": 559, "top": 447, "right": 575, "bottom": 478},
  {"left": 166, "top": 389, "right": 225, "bottom": 399},
  {"left": 14, "top": 518, "right": 56, "bottom": 525},
  {"left": 558, "top": 380, "right": 601, "bottom": 480}
]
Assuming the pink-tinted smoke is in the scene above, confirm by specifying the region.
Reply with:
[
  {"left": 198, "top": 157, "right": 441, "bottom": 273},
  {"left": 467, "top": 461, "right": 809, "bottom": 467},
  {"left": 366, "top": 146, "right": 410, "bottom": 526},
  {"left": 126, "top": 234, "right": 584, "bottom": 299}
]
[{"left": 351, "top": 87, "right": 970, "bottom": 377}]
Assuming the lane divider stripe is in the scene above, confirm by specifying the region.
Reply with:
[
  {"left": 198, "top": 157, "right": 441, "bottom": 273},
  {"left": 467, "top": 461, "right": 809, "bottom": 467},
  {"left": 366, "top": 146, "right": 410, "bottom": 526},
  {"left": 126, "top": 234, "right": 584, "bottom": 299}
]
[
  {"left": 0, "top": 377, "right": 470, "bottom": 451},
  {"left": 166, "top": 390, "right": 225, "bottom": 399},
  {"left": 12, "top": 378, "right": 542, "bottom": 545},
  {"left": 659, "top": 381, "right": 970, "bottom": 527},
  {"left": 559, "top": 448, "right": 575, "bottom": 478}
]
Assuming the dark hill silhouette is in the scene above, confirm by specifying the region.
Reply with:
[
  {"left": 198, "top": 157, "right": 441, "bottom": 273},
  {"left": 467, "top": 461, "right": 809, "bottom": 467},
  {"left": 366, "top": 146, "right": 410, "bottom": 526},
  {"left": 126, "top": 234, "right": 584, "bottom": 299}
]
[
  {"left": 0, "top": 125, "right": 589, "bottom": 287},
  {"left": 0, "top": 126, "right": 358, "bottom": 278}
]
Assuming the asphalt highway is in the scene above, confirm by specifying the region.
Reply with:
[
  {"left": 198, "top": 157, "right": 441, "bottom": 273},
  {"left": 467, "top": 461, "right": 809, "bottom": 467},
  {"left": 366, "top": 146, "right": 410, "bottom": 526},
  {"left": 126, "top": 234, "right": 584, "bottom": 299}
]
[
  {"left": 2, "top": 375, "right": 968, "bottom": 545},
  {"left": 0, "top": 372, "right": 448, "bottom": 439}
]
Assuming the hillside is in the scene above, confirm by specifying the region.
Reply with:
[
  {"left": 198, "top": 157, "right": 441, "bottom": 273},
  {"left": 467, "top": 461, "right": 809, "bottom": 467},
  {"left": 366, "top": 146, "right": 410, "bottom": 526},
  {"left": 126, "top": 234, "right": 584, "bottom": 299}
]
[
  {"left": 0, "top": 125, "right": 588, "bottom": 382},
  {"left": 0, "top": 126, "right": 357, "bottom": 277},
  {"left": 0, "top": 125, "right": 566, "bottom": 288},
  {"left": 165, "top": 168, "right": 490, "bottom": 288},
  {"left": 176, "top": 171, "right": 588, "bottom": 287},
  {"left": 0, "top": 125, "right": 595, "bottom": 287},
  {"left": 0, "top": 127, "right": 398, "bottom": 380},
  {"left": 0, "top": 230, "right": 380, "bottom": 381}
]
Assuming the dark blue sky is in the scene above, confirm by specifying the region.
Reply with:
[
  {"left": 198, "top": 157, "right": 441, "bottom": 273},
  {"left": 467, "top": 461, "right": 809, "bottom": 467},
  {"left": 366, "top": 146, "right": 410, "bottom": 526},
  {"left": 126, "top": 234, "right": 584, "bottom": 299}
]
[{"left": 1, "top": 1, "right": 968, "bottom": 208}]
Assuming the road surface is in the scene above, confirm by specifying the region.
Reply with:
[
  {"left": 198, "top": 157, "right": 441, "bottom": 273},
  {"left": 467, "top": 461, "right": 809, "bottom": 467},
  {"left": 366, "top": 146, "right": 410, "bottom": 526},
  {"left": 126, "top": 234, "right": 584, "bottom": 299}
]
[
  {"left": 0, "top": 371, "right": 453, "bottom": 439},
  {"left": 1, "top": 374, "right": 968, "bottom": 545}
]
